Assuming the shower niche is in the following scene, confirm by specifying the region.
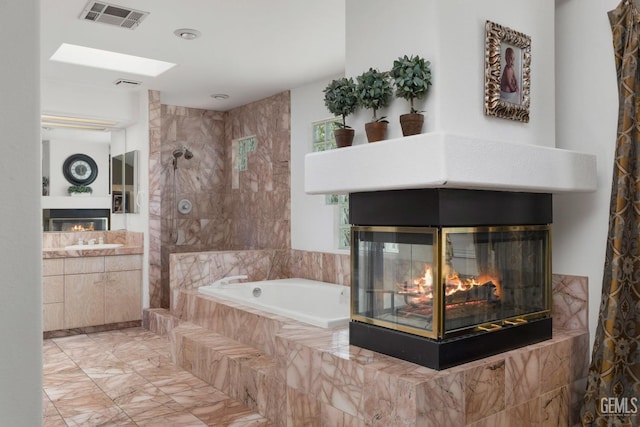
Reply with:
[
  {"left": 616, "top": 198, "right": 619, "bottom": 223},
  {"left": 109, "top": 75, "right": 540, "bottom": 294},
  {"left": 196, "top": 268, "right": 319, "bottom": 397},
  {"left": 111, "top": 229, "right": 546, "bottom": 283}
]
[{"left": 111, "top": 150, "right": 139, "bottom": 214}]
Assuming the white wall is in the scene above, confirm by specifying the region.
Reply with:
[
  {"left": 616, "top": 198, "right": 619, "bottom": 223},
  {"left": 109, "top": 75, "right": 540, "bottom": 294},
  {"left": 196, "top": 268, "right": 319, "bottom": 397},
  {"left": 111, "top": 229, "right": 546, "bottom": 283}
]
[
  {"left": 345, "top": 0, "right": 556, "bottom": 147},
  {"left": 42, "top": 80, "right": 139, "bottom": 126},
  {"left": 291, "top": 75, "right": 347, "bottom": 253},
  {"left": 45, "top": 131, "right": 111, "bottom": 197},
  {"left": 122, "top": 90, "right": 151, "bottom": 308},
  {"left": 0, "top": 0, "right": 43, "bottom": 424},
  {"left": 554, "top": 0, "right": 619, "bottom": 352}
]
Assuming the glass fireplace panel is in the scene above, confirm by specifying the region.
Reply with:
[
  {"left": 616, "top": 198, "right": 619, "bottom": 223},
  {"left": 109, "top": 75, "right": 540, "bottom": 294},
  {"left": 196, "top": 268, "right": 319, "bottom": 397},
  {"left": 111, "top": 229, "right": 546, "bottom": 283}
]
[
  {"left": 352, "top": 227, "right": 440, "bottom": 339},
  {"left": 441, "top": 226, "right": 550, "bottom": 335},
  {"left": 351, "top": 225, "right": 551, "bottom": 340}
]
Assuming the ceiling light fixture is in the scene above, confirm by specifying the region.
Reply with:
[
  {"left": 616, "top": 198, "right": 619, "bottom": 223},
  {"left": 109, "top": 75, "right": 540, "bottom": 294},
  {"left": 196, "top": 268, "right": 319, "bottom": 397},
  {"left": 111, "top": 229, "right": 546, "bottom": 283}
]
[
  {"left": 41, "top": 122, "right": 108, "bottom": 131},
  {"left": 174, "top": 28, "right": 201, "bottom": 40},
  {"left": 211, "top": 93, "right": 230, "bottom": 100},
  {"left": 50, "top": 43, "right": 176, "bottom": 77},
  {"left": 41, "top": 114, "right": 118, "bottom": 131}
]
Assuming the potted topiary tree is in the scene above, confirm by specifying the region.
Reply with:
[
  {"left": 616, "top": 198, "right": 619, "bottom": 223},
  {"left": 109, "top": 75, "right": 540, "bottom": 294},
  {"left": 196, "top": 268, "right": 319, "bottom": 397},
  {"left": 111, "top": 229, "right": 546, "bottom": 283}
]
[
  {"left": 323, "top": 77, "right": 359, "bottom": 148},
  {"left": 390, "top": 54, "right": 432, "bottom": 136},
  {"left": 356, "top": 68, "right": 392, "bottom": 142}
]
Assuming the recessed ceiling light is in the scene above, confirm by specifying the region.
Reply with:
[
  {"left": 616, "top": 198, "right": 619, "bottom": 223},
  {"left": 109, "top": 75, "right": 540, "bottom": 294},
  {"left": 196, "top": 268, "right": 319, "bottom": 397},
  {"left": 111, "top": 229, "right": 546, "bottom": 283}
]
[
  {"left": 50, "top": 43, "right": 176, "bottom": 77},
  {"left": 211, "top": 93, "right": 230, "bottom": 100},
  {"left": 174, "top": 28, "right": 201, "bottom": 40}
]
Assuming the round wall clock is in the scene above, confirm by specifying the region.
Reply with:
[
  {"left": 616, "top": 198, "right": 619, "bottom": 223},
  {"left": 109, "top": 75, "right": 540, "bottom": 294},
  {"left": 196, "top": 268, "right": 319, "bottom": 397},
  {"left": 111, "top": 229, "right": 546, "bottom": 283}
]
[{"left": 62, "top": 154, "right": 98, "bottom": 186}]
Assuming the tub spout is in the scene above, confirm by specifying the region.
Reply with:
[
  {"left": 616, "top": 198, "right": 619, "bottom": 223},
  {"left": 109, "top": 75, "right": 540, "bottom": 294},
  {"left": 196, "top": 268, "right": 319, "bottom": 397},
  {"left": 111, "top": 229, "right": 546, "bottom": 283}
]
[{"left": 211, "top": 275, "right": 248, "bottom": 288}]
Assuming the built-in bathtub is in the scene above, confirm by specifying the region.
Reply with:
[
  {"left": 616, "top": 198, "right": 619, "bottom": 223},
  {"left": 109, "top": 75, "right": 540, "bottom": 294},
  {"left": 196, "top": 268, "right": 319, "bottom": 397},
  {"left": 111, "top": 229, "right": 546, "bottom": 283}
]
[{"left": 198, "top": 278, "right": 350, "bottom": 328}]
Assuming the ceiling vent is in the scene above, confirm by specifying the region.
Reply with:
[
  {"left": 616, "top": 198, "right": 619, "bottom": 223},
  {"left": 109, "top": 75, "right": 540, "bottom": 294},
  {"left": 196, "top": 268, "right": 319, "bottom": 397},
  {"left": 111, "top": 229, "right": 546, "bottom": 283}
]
[
  {"left": 79, "top": 1, "right": 149, "bottom": 29},
  {"left": 114, "top": 78, "right": 142, "bottom": 87}
]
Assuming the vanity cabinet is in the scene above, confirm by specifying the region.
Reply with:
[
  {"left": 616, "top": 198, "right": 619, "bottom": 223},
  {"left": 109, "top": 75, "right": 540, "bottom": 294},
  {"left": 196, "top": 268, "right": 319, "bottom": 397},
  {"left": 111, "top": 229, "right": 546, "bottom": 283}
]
[
  {"left": 43, "top": 254, "right": 142, "bottom": 331},
  {"left": 43, "top": 259, "right": 65, "bottom": 331}
]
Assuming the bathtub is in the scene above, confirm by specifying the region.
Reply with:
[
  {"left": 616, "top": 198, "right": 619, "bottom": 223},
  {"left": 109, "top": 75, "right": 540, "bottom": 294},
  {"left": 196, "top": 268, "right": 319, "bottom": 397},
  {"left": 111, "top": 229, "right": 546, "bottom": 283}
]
[{"left": 198, "top": 278, "right": 350, "bottom": 328}]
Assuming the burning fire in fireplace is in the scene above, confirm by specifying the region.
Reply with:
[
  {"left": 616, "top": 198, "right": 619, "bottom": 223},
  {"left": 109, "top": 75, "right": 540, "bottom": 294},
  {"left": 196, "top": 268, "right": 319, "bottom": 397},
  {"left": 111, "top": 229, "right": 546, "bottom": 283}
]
[
  {"left": 68, "top": 224, "right": 95, "bottom": 232},
  {"left": 398, "top": 264, "right": 501, "bottom": 316}
]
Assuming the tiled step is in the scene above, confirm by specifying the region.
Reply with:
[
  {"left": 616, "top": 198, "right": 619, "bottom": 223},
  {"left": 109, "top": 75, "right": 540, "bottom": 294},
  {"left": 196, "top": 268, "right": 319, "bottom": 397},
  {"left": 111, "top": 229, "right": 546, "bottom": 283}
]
[
  {"left": 170, "top": 321, "right": 282, "bottom": 424},
  {"left": 143, "top": 308, "right": 177, "bottom": 336}
]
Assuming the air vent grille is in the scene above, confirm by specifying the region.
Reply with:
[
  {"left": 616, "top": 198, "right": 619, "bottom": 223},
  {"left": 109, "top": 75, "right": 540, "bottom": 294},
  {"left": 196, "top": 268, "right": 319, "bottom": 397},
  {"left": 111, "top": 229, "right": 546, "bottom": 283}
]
[
  {"left": 79, "top": 1, "right": 149, "bottom": 30},
  {"left": 113, "top": 78, "right": 142, "bottom": 87}
]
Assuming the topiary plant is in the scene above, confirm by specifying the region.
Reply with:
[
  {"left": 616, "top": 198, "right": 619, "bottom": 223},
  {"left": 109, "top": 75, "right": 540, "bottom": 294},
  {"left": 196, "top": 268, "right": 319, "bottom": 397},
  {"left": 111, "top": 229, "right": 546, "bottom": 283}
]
[
  {"left": 390, "top": 54, "right": 432, "bottom": 113},
  {"left": 323, "top": 77, "right": 359, "bottom": 129},
  {"left": 356, "top": 68, "right": 392, "bottom": 122},
  {"left": 68, "top": 185, "right": 93, "bottom": 194}
]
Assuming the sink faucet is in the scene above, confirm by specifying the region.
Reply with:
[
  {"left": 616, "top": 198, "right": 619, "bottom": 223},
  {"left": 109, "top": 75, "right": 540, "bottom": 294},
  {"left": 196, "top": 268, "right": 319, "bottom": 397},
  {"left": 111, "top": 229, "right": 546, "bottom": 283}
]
[{"left": 211, "top": 275, "right": 248, "bottom": 288}]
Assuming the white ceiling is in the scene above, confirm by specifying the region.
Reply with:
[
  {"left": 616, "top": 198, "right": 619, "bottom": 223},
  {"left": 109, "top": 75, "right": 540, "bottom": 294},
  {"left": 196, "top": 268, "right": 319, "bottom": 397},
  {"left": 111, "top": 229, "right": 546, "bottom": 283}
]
[{"left": 40, "top": 0, "right": 345, "bottom": 111}]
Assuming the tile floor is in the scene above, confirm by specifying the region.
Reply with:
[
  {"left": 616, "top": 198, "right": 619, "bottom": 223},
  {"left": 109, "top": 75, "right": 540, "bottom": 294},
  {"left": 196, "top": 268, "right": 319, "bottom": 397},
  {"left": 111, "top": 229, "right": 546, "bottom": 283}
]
[{"left": 43, "top": 327, "right": 273, "bottom": 426}]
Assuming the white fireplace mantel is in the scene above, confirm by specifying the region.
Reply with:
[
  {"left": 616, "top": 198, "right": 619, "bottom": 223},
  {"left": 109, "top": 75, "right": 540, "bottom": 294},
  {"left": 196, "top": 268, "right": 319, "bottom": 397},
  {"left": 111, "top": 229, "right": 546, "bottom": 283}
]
[{"left": 304, "top": 132, "right": 597, "bottom": 195}]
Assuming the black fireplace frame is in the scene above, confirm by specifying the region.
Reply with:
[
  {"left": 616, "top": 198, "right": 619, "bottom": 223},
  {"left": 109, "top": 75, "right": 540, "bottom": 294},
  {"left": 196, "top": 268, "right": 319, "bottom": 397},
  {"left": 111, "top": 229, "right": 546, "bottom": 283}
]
[
  {"left": 43, "top": 209, "right": 110, "bottom": 232},
  {"left": 348, "top": 188, "right": 553, "bottom": 370}
]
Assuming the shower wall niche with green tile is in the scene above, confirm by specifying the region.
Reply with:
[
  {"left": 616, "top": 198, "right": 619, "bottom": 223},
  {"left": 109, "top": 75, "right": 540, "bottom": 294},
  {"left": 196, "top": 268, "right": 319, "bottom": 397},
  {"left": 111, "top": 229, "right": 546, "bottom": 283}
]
[{"left": 313, "top": 118, "right": 350, "bottom": 249}]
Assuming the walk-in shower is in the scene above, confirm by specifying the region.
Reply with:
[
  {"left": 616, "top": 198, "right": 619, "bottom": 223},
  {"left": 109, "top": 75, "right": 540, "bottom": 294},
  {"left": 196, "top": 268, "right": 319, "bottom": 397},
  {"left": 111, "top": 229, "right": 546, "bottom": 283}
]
[{"left": 169, "top": 145, "right": 195, "bottom": 242}]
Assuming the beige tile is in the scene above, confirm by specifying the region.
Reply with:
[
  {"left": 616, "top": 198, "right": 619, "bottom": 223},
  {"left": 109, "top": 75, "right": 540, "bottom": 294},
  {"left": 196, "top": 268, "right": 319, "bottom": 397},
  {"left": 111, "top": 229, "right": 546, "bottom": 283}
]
[
  {"left": 505, "top": 347, "right": 540, "bottom": 407},
  {"left": 464, "top": 359, "right": 506, "bottom": 424},
  {"left": 540, "top": 338, "right": 571, "bottom": 393}
]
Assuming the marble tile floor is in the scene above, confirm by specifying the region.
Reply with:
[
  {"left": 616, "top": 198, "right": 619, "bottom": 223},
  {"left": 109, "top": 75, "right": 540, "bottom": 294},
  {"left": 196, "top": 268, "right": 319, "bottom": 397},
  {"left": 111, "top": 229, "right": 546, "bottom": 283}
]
[{"left": 43, "top": 327, "right": 273, "bottom": 426}]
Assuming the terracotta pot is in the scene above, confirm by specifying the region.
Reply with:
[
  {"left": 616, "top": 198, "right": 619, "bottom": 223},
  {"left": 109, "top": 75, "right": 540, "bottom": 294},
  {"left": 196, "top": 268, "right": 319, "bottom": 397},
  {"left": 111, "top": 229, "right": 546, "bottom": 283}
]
[
  {"left": 399, "top": 113, "right": 424, "bottom": 136},
  {"left": 334, "top": 127, "right": 355, "bottom": 148},
  {"left": 365, "top": 121, "right": 388, "bottom": 143}
]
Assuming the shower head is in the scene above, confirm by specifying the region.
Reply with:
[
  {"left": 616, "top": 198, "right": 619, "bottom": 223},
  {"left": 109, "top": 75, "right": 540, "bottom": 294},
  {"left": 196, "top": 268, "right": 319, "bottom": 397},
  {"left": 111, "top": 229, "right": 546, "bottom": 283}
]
[
  {"left": 172, "top": 149, "right": 184, "bottom": 159},
  {"left": 184, "top": 149, "right": 193, "bottom": 160}
]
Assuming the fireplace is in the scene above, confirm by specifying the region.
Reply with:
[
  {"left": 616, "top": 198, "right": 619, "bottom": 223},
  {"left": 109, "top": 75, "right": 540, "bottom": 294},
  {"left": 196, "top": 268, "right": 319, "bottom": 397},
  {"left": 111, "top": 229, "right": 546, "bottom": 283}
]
[
  {"left": 43, "top": 209, "right": 110, "bottom": 232},
  {"left": 348, "top": 189, "right": 553, "bottom": 369}
]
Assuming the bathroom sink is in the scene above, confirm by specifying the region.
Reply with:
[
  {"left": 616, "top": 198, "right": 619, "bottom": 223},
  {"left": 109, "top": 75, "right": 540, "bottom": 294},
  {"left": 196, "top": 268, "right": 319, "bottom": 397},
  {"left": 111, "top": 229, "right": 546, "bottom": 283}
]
[{"left": 64, "top": 243, "right": 124, "bottom": 250}]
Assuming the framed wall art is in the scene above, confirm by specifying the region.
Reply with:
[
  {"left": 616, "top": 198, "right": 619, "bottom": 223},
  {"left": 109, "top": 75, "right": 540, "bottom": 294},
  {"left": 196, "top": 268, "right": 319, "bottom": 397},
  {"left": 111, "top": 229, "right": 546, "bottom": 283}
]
[{"left": 484, "top": 20, "right": 531, "bottom": 122}]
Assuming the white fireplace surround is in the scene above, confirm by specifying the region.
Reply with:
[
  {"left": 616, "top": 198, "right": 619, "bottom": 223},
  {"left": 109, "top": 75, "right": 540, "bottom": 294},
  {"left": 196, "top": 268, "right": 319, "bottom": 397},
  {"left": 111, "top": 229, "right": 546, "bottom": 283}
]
[{"left": 304, "top": 132, "right": 597, "bottom": 195}]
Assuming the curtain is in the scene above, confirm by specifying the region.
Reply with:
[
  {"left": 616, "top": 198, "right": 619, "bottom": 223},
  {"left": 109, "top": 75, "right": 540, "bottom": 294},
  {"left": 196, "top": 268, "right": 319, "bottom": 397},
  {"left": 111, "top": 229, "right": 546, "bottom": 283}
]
[{"left": 581, "top": 1, "right": 640, "bottom": 425}]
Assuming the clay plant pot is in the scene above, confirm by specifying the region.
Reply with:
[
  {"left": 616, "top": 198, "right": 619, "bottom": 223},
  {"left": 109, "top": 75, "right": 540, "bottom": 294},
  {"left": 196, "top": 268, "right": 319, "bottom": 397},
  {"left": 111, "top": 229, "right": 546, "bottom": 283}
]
[
  {"left": 333, "top": 127, "right": 355, "bottom": 148},
  {"left": 399, "top": 113, "right": 424, "bottom": 136},
  {"left": 365, "top": 121, "right": 388, "bottom": 143}
]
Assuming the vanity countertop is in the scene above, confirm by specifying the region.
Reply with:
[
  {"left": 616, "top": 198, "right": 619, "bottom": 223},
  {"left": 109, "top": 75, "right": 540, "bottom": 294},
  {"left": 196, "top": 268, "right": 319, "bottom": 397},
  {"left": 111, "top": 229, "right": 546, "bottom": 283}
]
[{"left": 43, "top": 245, "right": 143, "bottom": 259}]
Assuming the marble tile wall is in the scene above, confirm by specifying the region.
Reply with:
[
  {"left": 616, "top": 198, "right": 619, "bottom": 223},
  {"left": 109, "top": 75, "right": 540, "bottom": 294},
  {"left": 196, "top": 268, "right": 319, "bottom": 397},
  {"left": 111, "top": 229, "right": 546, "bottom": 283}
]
[
  {"left": 148, "top": 90, "right": 163, "bottom": 308},
  {"left": 223, "top": 92, "right": 291, "bottom": 250},
  {"left": 147, "top": 91, "right": 291, "bottom": 309},
  {"left": 168, "top": 249, "right": 290, "bottom": 311},
  {"left": 159, "top": 105, "right": 227, "bottom": 309}
]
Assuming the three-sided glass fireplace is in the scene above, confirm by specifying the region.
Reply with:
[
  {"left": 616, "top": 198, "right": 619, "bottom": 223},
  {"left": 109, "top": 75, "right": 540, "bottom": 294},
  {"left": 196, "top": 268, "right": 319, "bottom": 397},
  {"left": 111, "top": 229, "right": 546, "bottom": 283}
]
[
  {"left": 348, "top": 189, "right": 554, "bottom": 370},
  {"left": 352, "top": 225, "right": 550, "bottom": 340}
]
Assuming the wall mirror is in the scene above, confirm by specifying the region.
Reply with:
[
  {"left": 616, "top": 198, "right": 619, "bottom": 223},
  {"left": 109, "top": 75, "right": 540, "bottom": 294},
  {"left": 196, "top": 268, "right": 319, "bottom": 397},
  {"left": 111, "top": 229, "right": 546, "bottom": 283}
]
[{"left": 111, "top": 150, "right": 139, "bottom": 214}]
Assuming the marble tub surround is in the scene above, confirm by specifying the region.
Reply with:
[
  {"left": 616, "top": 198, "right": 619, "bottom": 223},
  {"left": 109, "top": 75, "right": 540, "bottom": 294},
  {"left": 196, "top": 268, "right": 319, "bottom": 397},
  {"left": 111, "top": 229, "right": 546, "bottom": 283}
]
[
  {"left": 168, "top": 249, "right": 349, "bottom": 310},
  {"left": 145, "top": 274, "right": 589, "bottom": 425},
  {"left": 169, "top": 249, "right": 290, "bottom": 311}
]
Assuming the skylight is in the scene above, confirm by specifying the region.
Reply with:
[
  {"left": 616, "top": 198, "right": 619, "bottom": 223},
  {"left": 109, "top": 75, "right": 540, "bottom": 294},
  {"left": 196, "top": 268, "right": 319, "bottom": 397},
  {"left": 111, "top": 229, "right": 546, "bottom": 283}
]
[{"left": 50, "top": 43, "right": 176, "bottom": 77}]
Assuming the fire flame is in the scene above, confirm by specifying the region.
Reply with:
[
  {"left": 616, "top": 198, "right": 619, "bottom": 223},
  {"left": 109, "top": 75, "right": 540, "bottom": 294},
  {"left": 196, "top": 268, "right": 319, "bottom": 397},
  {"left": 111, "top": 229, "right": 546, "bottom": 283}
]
[{"left": 399, "top": 264, "right": 502, "bottom": 305}]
